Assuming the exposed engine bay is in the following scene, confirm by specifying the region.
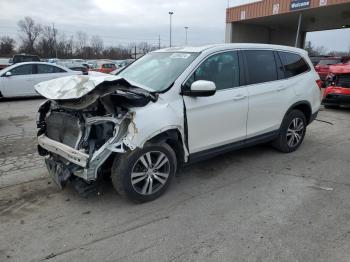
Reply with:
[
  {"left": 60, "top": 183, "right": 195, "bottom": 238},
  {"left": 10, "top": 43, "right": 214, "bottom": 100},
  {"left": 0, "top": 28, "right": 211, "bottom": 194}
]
[{"left": 36, "top": 76, "right": 157, "bottom": 188}]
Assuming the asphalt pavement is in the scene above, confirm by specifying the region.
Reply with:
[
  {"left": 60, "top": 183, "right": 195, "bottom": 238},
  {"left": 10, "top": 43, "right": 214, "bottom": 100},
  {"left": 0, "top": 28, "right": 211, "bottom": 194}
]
[{"left": 0, "top": 98, "right": 350, "bottom": 262}]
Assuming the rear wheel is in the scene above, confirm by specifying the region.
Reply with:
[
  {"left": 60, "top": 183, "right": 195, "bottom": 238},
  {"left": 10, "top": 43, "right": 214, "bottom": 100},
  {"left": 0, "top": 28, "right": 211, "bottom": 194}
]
[
  {"left": 272, "top": 109, "right": 306, "bottom": 153},
  {"left": 111, "top": 142, "right": 177, "bottom": 203}
]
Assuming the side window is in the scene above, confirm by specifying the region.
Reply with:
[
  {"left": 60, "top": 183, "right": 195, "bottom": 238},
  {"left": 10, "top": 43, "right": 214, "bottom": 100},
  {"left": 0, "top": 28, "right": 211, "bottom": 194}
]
[
  {"left": 37, "top": 64, "right": 60, "bottom": 74},
  {"left": 9, "top": 64, "right": 34, "bottom": 76},
  {"left": 278, "top": 52, "right": 310, "bottom": 78},
  {"left": 185, "top": 51, "right": 240, "bottom": 91},
  {"left": 244, "top": 50, "right": 278, "bottom": 85},
  {"left": 53, "top": 66, "right": 66, "bottom": 73}
]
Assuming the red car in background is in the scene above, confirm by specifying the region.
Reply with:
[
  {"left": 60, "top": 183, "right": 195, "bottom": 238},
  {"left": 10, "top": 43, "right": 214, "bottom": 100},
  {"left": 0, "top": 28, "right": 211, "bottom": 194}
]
[
  {"left": 322, "top": 63, "right": 350, "bottom": 109},
  {"left": 315, "top": 57, "right": 342, "bottom": 80},
  {"left": 90, "top": 61, "right": 117, "bottom": 74}
]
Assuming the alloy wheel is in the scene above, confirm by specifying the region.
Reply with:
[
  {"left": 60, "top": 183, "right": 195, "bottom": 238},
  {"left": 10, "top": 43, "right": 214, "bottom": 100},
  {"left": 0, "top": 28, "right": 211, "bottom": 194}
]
[
  {"left": 286, "top": 117, "right": 304, "bottom": 148},
  {"left": 130, "top": 151, "right": 170, "bottom": 195}
]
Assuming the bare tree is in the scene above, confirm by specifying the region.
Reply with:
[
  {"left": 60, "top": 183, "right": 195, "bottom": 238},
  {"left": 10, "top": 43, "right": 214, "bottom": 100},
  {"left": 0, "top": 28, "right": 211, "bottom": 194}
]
[
  {"left": 137, "top": 42, "right": 156, "bottom": 55},
  {"left": 17, "top": 17, "right": 42, "bottom": 53},
  {"left": 37, "top": 24, "right": 58, "bottom": 58},
  {"left": 0, "top": 36, "right": 16, "bottom": 56},
  {"left": 75, "top": 31, "right": 88, "bottom": 56},
  {"left": 90, "top": 35, "right": 103, "bottom": 57},
  {"left": 304, "top": 41, "right": 328, "bottom": 56}
]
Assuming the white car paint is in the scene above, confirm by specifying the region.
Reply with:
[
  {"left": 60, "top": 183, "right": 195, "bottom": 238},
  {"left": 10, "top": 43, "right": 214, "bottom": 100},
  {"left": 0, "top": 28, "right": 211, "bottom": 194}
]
[
  {"left": 37, "top": 43, "right": 321, "bottom": 182},
  {"left": 0, "top": 62, "right": 81, "bottom": 98}
]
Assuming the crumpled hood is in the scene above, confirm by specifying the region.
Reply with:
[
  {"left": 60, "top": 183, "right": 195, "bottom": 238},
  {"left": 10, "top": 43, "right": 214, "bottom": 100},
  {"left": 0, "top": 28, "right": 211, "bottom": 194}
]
[{"left": 35, "top": 74, "right": 153, "bottom": 100}]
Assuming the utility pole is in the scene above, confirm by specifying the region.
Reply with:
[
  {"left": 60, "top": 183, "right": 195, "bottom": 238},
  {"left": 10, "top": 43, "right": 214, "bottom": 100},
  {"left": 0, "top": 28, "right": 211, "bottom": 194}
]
[
  {"left": 158, "top": 35, "right": 161, "bottom": 49},
  {"left": 134, "top": 45, "right": 137, "bottom": 60},
  {"left": 184, "top": 26, "right": 188, "bottom": 45},
  {"left": 169, "top": 11, "right": 174, "bottom": 47},
  {"left": 295, "top": 12, "right": 302, "bottom": 47},
  {"left": 52, "top": 23, "right": 58, "bottom": 58}
]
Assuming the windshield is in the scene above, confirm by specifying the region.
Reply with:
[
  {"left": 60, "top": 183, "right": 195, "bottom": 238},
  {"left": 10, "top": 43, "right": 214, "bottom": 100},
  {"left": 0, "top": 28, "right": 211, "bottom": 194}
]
[{"left": 118, "top": 52, "right": 199, "bottom": 91}]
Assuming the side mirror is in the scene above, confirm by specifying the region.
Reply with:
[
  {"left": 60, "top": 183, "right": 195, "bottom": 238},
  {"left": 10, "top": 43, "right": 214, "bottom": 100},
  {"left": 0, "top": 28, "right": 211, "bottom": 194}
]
[
  {"left": 182, "top": 80, "right": 216, "bottom": 97},
  {"left": 4, "top": 71, "right": 12, "bottom": 77}
]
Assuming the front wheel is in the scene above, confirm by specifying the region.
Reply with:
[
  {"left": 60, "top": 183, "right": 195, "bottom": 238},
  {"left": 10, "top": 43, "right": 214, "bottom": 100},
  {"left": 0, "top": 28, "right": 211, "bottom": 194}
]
[
  {"left": 272, "top": 109, "right": 307, "bottom": 153},
  {"left": 111, "top": 142, "right": 177, "bottom": 203}
]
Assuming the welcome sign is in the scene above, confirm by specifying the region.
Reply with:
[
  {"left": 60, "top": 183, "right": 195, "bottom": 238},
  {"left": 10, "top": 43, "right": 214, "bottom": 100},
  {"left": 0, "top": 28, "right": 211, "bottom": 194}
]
[{"left": 290, "top": 0, "right": 310, "bottom": 10}]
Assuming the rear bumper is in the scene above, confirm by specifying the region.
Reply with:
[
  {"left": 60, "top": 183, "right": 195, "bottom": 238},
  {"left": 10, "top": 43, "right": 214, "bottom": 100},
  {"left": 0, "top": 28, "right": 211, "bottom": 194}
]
[{"left": 322, "top": 93, "right": 350, "bottom": 106}]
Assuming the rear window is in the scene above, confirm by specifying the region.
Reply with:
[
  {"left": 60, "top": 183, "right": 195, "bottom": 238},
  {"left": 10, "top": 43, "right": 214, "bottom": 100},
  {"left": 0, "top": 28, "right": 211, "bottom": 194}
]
[
  {"left": 278, "top": 51, "right": 310, "bottom": 78},
  {"left": 37, "top": 64, "right": 66, "bottom": 74},
  {"left": 244, "top": 50, "right": 278, "bottom": 85},
  {"left": 102, "top": 64, "right": 115, "bottom": 68}
]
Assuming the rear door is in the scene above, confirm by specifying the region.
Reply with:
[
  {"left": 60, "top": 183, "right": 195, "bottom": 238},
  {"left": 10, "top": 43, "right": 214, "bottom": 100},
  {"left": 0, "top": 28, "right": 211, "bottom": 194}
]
[
  {"left": 242, "top": 49, "right": 294, "bottom": 138},
  {"left": 1, "top": 64, "right": 35, "bottom": 97},
  {"left": 35, "top": 64, "right": 69, "bottom": 84}
]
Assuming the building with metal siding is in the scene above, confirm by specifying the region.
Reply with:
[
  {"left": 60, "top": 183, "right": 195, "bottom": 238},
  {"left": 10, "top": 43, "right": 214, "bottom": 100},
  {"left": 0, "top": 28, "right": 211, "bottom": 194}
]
[{"left": 225, "top": 0, "right": 350, "bottom": 47}]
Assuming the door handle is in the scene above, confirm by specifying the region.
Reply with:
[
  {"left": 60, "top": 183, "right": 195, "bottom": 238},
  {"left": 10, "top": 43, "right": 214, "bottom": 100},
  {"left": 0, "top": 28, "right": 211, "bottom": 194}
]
[
  {"left": 276, "top": 86, "right": 287, "bottom": 92},
  {"left": 233, "top": 94, "right": 247, "bottom": 100}
]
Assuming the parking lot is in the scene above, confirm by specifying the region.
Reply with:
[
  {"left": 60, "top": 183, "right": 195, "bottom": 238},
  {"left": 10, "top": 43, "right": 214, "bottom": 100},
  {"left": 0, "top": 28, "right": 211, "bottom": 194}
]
[{"left": 0, "top": 98, "right": 349, "bottom": 262}]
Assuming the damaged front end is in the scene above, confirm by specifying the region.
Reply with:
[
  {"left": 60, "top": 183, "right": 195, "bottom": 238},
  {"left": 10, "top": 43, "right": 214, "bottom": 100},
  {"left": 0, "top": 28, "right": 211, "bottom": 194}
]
[{"left": 36, "top": 75, "right": 157, "bottom": 189}]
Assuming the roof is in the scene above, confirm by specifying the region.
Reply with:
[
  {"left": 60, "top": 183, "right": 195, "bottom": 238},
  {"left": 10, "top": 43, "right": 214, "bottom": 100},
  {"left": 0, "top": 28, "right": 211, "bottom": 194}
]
[
  {"left": 226, "top": 0, "right": 350, "bottom": 23},
  {"left": 329, "top": 64, "right": 350, "bottom": 74},
  {"left": 1, "top": 62, "right": 72, "bottom": 72},
  {"left": 154, "top": 43, "right": 307, "bottom": 55},
  {"left": 226, "top": 0, "right": 350, "bottom": 33},
  {"left": 154, "top": 44, "right": 228, "bottom": 53}
]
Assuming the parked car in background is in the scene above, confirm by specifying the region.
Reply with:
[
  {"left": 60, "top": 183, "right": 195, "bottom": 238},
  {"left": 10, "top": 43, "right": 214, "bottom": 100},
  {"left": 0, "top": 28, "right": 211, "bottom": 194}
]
[
  {"left": 113, "top": 60, "right": 131, "bottom": 68},
  {"left": 56, "top": 61, "right": 89, "bottom": 75},
  {"left": 35, "top": 44, "right": 321, "bottom": 202},
  {"left": 90, "top": 61, "right": 117, "bottom": 73},
  {"left": 68, "top": 65, "right": 89, "bottom": 75},
  {"left": 109, "top": 67, "right": 124, "bottom": 75},
  {"left": 0, "top": 62, "right": 81, "bottom": 98},
  {"left": 322, "top": 63, "right": 350, "bottom": 108},
  {"left": 309, "top": 56, "right": 330, "bottom": 67},
  {"left": 86, "top": 60, "right": 97, "bottom": 69},
  {"left": 11, "top": 54, "right": 40, "bottom": 64},
  {"left": 0, "top": 58, "right": 10, "bottom": 70},
  {"left": 315, "top": 57, "right": 342, "bottom": 80}
]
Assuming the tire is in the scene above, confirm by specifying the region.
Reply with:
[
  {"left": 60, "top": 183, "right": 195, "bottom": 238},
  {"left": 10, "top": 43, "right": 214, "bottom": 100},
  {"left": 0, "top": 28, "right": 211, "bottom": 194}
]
[
  {"left": 272, "top": 109, "right": 307, "bottom": 153},
  {"left": 111, "top": 142, "right": 177, "bottom": 203}
]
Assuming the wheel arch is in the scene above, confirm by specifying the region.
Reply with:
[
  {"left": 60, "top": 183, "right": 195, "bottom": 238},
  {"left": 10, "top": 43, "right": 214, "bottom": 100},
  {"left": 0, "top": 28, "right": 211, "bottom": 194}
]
[
  {"left": 147, "top": 128, "right": 186, "bottom": 167},
  {"left": 285, "top": 100, "right": 312, "bottom": 125}
]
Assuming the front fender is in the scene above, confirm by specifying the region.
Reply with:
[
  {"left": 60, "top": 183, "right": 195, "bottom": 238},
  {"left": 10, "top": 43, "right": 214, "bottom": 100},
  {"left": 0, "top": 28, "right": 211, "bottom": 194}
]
[{"left": 122, "top": 98, "right": 188, "bottom": 159}]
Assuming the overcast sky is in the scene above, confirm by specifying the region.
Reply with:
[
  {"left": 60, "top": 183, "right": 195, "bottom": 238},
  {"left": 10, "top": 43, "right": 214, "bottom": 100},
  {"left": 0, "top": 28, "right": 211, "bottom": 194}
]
[{"left": 0, "top": 0, "right": 349, "bottom": 51}]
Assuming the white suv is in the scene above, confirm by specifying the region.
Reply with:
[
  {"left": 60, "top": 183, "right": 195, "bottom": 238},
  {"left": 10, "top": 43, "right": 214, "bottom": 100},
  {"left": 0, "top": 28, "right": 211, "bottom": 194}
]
[{"left": 36, "top": 44, "right": 321, "bottom": 202}]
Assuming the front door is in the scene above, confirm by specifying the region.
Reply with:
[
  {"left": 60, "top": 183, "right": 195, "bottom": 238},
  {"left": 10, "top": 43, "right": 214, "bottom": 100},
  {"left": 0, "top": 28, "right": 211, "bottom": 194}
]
[
  {"left": 1, "top": 64, "right": 35, "bottom": 97},
  {"left": 183, "top": 51, "right": 248, "bottom": 154}
]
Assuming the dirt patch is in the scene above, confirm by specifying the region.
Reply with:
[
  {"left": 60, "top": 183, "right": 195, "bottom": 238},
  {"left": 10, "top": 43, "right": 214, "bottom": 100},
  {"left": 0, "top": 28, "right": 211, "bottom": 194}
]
[
  {"left": 0, "top": 178, "right": 58, "bottom": 223},
  {"left": 8, "top": 115, "right": 31, "bottom": 123},
  {"left": 0, "top": 137, "right": 37, "bottom": 157}
]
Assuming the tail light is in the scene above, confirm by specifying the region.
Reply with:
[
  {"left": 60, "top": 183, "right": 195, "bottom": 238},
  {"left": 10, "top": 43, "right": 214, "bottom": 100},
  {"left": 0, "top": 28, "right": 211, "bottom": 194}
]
[{"left": 316, "top": 79, "right": 323, "bottom": 89}]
